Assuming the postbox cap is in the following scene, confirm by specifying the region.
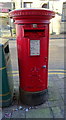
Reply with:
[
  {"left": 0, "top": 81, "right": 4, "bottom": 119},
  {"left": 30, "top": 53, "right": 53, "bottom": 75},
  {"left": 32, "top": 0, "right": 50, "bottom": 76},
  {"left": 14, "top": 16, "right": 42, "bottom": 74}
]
[{"left": 9, "top": 8, "right": 55, "bottom": 24}]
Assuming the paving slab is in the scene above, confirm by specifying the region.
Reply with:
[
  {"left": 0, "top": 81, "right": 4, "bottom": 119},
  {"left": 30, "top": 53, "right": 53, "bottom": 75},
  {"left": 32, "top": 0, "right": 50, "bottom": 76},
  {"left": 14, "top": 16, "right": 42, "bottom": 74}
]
[
  {"left": 0, "top": 108, "right": 2, "bottom": 120},
  {"left": 2, "top": 105, "right": 18, "bottom": 119},
  {"left": 61, "top": 93, "right": 64, "bottom": 101},
  {"left": 48, "top": 80, "right": 56, "bottom": 88},
  {"left": 51, "top": 106, "right": 64, "bottom": 118},
  {"left": 54, "top": 80, "right": 64, "bottom": 89},
  {"left": 48, "top": 100, "right": 64, "bottom": 107},
  {"left": 26, "top": 108, "right": 53, "bottom": 118},
  {"left": 59, "top": 88, "right": 64, "bottom": 94},
  {"left": 35, "top": 101, "right": 49, "bottom": 108},
  {"left": 48, "top": 93, "right": 62, "bottom": 101},
  {"left": 11, "top": 110, "right": 25, "bottom": 118}
]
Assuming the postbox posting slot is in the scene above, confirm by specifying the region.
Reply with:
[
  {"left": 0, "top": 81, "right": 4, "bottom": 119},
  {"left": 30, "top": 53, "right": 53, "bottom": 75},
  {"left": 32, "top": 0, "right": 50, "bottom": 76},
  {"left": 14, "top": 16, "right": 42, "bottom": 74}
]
[
  {"left": 24, "top": 29, "right": 45, "bottom": 37},
  {"left": 24, "top": 29, "right": 44, "bottom": 32}
]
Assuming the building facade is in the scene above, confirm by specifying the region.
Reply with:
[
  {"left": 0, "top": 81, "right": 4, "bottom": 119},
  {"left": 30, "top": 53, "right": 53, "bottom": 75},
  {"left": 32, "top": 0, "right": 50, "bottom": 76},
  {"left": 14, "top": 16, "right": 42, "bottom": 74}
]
[
  {"left": 0, "top": 0, "right": 66, "bottom": 34},
  {"left": 60, "top": 2, "right": 66, "bottom": 33},
  {"left": 0, "top": 1, "right": 12, "bottom": 30}
]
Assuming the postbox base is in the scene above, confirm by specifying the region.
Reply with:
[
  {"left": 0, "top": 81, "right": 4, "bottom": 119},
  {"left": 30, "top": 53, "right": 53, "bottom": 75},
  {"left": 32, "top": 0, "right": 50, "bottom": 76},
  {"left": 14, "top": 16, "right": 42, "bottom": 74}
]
[{"left": 19, "top": 88, "right": 48, "bottom": 106}]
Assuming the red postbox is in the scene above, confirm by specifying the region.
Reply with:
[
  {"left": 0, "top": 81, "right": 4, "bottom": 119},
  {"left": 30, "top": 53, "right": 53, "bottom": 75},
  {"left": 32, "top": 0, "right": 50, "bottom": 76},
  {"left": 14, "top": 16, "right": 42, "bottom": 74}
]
[{"left": 9, "top": 9, "right": 55, "bottom": 105}]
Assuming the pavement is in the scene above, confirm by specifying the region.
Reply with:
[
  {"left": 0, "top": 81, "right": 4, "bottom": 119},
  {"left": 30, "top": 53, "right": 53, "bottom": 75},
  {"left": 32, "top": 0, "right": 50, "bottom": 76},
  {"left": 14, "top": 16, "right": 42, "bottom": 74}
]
[
  {"left": 50, "top": 33, "right": 66, "bottom": 39},
  {"left": 1, "top": 34, "right": 65, "bottom": 119}
]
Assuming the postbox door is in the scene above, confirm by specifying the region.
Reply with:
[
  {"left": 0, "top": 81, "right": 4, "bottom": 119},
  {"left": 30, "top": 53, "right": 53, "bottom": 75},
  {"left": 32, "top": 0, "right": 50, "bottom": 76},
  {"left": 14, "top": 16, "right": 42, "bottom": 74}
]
[
  {"left": 29, "top": 37, "right": 48, "bottom": 91},
  {"left": 18, "top": 26, "right": 49, "bottom": 92}
]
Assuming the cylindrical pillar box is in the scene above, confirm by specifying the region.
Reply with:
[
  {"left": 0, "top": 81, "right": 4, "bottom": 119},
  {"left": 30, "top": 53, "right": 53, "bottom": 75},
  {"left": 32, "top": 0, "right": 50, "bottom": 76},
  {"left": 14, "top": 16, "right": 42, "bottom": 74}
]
[{"left": 9, "top": 9, "right": 55, "bottom": 105}]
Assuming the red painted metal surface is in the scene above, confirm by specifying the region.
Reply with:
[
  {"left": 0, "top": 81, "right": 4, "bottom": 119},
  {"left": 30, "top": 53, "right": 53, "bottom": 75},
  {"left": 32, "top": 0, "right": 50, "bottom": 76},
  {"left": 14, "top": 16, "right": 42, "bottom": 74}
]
[{"left": 9, "top": 9, "right": 55, "bottom": 92}]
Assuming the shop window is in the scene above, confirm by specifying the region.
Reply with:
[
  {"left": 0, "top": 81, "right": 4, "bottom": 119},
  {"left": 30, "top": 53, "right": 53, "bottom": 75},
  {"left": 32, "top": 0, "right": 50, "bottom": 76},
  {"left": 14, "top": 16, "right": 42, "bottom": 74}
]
[
  {"left": 42, "top": 3, "right": 48, "bottom": 8},
  {"left": 12, "top": 2, "right": 15, "bottom": 10},
  {"left": 62, "top": 2, "right": 66, "bottom": 22},
  {"left": 24, "top": 2, "right": 32, "bottom": 8},
  {"left": 13, "top": 2, "right": 15, "bottom": 10}
]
